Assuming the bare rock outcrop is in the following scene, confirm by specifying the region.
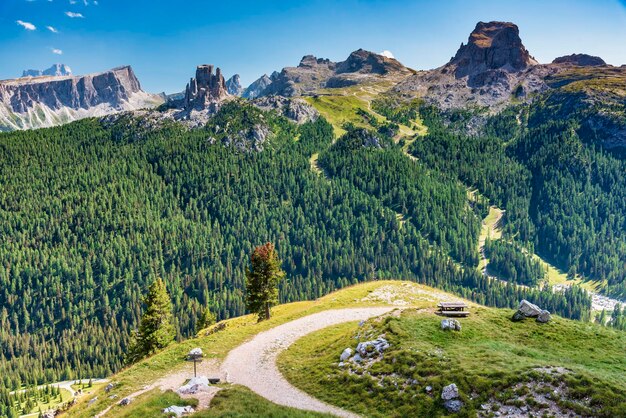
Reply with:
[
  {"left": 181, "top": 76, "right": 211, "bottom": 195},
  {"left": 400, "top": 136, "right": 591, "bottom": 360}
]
[
  {"left": 394, "top": 21, "right": 551, "bottom": 110},
  {"left": 184, "top": 65, "right": 229, "bottom": 111},
  {"left": 249, "top": 49, "right": 412, "bottom": 98},
  {"left": 512, "top": 299, "right": 552, "bottom": 323},
  {"left": 0, "top": 65, "right": 162, "bottom": 131},
  {"left": 552, "top": 54, "right": 606, "bottom": 67},
  {"left": 251, "top": 96, "right": 319, "bottom": 124},
  {"left": 448, "top": 21, "right": 538, "bottom": 80}
]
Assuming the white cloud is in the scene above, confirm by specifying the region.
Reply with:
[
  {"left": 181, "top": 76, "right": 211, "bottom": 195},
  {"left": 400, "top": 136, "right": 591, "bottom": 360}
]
[
  {"left": 379, "top": 50, "right": 395, "bottom": 59},
  {"left": 52, "top": 48, "right": 63, "bottom": 55},
  {"left": 16, "top": 20, "right": 37, "bottom": 31},
  {"left": 47, "top": 25, "right": 59, "bottom": 33},
  {"left": 65, "top": 11, "right": 84, "bottom": 18}
]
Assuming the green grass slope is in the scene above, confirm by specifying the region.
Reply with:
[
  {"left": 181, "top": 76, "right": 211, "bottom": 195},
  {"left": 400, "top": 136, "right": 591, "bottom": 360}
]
[
  {"left": 67, "top": 280, "right": 625, "bottom": 417},
  {"left": 279, "top": 297, "right": 626, "bottom": 417},
  {"left": 67, "top": 281, "right": 440, "bottom": 417}
]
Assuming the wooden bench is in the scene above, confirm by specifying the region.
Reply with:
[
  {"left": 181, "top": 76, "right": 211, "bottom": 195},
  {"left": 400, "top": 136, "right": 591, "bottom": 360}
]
[{"left": 437, "top": 302, "right": 470, "bottom": 317}]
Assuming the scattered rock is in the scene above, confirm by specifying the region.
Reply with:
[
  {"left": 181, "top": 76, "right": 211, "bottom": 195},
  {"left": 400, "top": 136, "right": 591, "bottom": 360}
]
[
  {"left": 352, "top": 354, "right": 363, "bottom": 363},
  {"left": 163, "top": 405, "right": 195, "bottom": 417},
  {"left": 444, "top": 399, "right": 464, "bottom": 413},
  {"left": 355, "top": 337, "right": 390, "bottom": 357},
  {"left": 118, "top": 397, "right": 131, "bottom": 406},
  {"left": 441, "top": 318, "right": 462, "bottom": 331},
  {"left": 517, "top": 300, "right": 543, "bottom": 317},
  {"left": 537, "top": 309, "right": 552, "bottom": 323},
  {"left": 441, "top": 383, "right": 460, "bottom": 400},
  {"left": 512, "top": 300, "right": 551, "bottom": 323},
  {"left": 511, "top": 310, "right": 526, "bottom": 322},
  {"left": 108, "top": 395, "right": 118, "bottom": 400},
  {"left": 105, "top": 382, "right": 115, "bottom": 393},
  {"left": 340, "top": 348, "right": 353, "bottom": 362},
  {"left": 177, "top": 376, "right": 212, "bottom": 395},
  {"left": 88, "top": 397, "right": 97, "bottom": 406},
  {"left": 425, "top": 385, "right": 433, "bottom": 393}
]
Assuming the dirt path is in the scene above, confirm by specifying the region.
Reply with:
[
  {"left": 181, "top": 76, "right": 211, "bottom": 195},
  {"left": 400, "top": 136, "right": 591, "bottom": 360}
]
[
  {"left": 94, "top": 361, "right": 221, "bottom": 417},
  {"left": 220, "top": 307, "right": 395, "bottom": 418}
]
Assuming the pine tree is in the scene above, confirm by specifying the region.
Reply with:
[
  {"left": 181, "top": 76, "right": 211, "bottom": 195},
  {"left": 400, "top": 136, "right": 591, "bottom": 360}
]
[
  {"left": 126, "top": 278, "right": 175, "bottom": 363},
  {"left": 245, "top": 243, "right": 286, "bottom": 321},
  {"left": 196, "top": 307, "right": 216, "bottom": 333}
]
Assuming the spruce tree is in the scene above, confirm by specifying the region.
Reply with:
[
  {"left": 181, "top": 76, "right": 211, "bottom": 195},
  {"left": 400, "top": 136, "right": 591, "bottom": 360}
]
[
  {"left": 196, "top": 307, "right": 216, "bottom": 333},
  {"left": 245, "top": 243, "right": 285, "bottom": 321},
  {"left": 126, "top": 278, "right": 175, "bottom": 363}
]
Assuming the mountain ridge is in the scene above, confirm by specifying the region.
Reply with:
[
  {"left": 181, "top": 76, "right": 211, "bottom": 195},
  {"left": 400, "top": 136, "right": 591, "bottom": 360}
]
[{"left": 0, "top": 65, "right": 163, "bottom": 131}]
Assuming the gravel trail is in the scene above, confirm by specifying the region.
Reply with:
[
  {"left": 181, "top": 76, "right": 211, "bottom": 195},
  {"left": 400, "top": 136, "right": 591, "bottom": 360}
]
[{"left": 220, "top": 307, "right": 395, "bottom": 418}]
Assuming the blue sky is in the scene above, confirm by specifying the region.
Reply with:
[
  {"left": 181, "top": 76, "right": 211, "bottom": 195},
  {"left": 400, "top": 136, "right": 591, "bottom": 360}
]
[{"left": 1, "top": 0, "right": 625, "bottom": 93}]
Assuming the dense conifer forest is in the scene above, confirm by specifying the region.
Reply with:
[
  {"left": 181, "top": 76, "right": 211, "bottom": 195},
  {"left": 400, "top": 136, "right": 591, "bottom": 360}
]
[
  {"left": 410, "top": 103, "right": 626, "bottom": 298},
  {"left": 0, "top": 100, "right": 603, "bottom": 415}
]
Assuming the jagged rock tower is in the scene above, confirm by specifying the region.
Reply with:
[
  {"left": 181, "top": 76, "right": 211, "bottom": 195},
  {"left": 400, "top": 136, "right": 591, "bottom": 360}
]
[
  {"left": 184, "top": 65, "right": 229, "bottom": 110},
  {"left": 448, "top": 21, "right": 538, "bottom": 79}
]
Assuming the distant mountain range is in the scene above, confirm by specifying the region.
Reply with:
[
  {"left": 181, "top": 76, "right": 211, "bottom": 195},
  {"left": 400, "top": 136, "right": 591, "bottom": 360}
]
[
  {"left": 2, "top": 21, "right": 624, "bottom": 138},
  {"left": 22, "top": 63, "right": 73, "bottom": 78}
]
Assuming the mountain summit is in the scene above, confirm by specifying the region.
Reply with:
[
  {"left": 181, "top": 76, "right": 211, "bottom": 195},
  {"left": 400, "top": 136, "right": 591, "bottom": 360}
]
[
  {"left": 249, "top": 49, "right": 412, "bottom": 97},
  {"left": 183, "top": 65, "right": 229, "bottom": 111},
  {"left": 22, "top": 63, "right": 73, "bottom": 78},
  {"left": 448, "top": 21, "right": 538, "bottom": 78},
  {"left": 0, "top": 65, "right": 162, "bottom": 131}
]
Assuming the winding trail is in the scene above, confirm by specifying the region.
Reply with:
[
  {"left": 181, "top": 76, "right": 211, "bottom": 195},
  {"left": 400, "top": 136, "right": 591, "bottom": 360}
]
[{"left": 220, "top": 307, "right": 395, "bottom": 418}]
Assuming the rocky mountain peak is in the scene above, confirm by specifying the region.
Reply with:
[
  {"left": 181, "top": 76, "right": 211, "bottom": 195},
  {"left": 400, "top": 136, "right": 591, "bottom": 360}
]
[
  {"left": 184, "top": 64, "right": 229, "bottom": 110},
  {"left": 22, "top": 63, "right": 73, "bottom": 78},
  {"left": 226, "top": 74, "right": 243, "bottom": 96},
  {"left": 242, "top": 74, "right": 273, "bottom": 99},
  {"left": 298, "top": 55, "right": 334, "bottom": 68},
  {"left": 448, "top": 21, "right": 538, "bottom": 78},
  {"left": 552, "top": 54, "right": 606, "bottom": 67},
  {"left": 1, "top": 65, "right": 161, "bottom": 131},
  {"left": 336, "top": 48, "right": 409, "bottom": 75}
]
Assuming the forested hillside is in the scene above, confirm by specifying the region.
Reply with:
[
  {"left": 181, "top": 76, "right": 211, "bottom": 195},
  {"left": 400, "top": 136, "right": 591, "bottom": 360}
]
[
  {"left": 0, "top": 101, "right": 592, "bottom": 414},
  {"left": 410, "top": 99, "right": 626, "bottom": 298}
]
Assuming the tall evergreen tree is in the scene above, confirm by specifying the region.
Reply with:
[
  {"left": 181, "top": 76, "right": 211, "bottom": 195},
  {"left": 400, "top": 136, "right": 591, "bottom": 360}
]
[
  {"left": 245, "top": 243, "right": 285, "bottom": 321},
  {"left": 196, "top": 307, "right": 216, "bottom": 334},
  {"left": 126, "top": 278, "right": 175, "bottom": 363}
]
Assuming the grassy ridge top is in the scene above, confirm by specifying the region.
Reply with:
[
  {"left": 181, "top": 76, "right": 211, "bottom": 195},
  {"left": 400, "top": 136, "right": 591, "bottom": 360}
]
[
  {"left": 279, "top": 297, "right": 626, "bottom": 417},
  {"left": 71, "top": 280, "right": 625, "bottom": 417},
  {"left": 68, "top": 281, "right": 457, "bottom": 417}
]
